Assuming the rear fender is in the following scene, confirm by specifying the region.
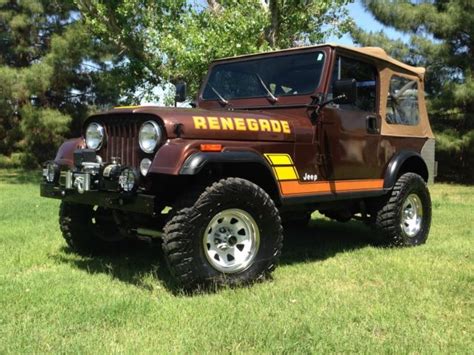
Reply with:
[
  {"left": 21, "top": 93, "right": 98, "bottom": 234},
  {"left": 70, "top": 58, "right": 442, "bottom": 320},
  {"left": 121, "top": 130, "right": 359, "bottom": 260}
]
[{"left": 384, "top": 151, "right": 429, "bottom": 189}]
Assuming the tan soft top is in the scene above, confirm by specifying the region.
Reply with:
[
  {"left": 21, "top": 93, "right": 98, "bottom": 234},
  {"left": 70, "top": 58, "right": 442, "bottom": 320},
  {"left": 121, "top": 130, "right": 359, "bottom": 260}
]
[
  {"left": 332, "top": 44, "right": 425, "bottom": 77},
  {"left": 216, "top": 43, "right": 425, "bottom": 78},
  {"left": 216, "top": 43, "right": 432, "bottom": 138}
]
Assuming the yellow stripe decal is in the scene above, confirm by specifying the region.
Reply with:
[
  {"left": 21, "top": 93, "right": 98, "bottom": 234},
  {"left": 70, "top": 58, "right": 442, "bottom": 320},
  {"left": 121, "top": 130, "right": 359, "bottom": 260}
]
[
  {"left": 264, "top": 153, "right": 300, "bottom": 181},
  {"left": 264, "top": 153, "right": 294, "bottom": 166},
  {"left": 274, "top": 166, "right": 299, "bottom": 181},
  {"left": 114, "top": 105, "right": 141, "bottom": 109}
]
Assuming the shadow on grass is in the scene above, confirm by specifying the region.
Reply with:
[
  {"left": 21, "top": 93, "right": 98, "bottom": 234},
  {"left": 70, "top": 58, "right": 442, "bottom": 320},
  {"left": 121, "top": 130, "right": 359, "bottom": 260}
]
[
  {"left": 52, "top": 239, "right": 179, "bottom": 293},
  {"left": 53, "top": 218, "right": 375, "bottom": 295},
  {"left": 280, "top": 218, "right": 375, "bottom": 266},
  {"left": 0, "top": 169, "right": 41, "bottom": 184}
]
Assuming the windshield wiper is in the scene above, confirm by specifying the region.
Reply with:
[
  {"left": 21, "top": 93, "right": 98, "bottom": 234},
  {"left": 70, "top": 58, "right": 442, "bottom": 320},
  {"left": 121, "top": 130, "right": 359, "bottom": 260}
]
[
  {"left": 255, "top": 73, "right": 278, "bottom": 104},
  {"left": 208, "top": 84, "right": 231, "bottom": 108}
]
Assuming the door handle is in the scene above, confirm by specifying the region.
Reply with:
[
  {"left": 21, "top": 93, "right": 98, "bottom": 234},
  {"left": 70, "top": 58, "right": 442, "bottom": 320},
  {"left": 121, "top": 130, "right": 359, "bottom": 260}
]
[{"left": 366, "top": 115, "right": 379, "bottom": 134}]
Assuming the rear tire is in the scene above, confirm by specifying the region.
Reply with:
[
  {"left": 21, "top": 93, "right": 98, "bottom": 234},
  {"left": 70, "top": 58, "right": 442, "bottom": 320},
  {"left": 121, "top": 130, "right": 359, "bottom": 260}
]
[
  {"left": 162, "top": 178, "right": 283, "bottom": 290},
  {"left": 59, "top": 202, "right": 126, "bottom": 255},
  {"left": 375, "top": 173, "right": 431, "bottom": 246}
]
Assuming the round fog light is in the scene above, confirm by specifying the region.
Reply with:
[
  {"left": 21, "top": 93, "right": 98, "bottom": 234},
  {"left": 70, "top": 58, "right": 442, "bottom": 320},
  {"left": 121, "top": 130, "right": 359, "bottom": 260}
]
[
  {"left": 43, "top": 162, "right": 58, "bottom": 183},
  {"left": 140, "top": 158, "right": 152, "bottom": 176},
  {"left": 118, "top": 168, "right": 137, "bottom": 192}
]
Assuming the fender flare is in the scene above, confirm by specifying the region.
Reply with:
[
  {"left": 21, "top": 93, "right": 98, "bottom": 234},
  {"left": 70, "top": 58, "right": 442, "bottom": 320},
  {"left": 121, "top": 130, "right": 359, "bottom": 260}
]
[
  {"left": 179, "top": 151, "right": 271, "bottom": 175},
  {"left": 384, "top": 150, "right": 428, "bottom": 189},
  {"left": 54, "top": 138, "right": 85, "bottom": 167}
]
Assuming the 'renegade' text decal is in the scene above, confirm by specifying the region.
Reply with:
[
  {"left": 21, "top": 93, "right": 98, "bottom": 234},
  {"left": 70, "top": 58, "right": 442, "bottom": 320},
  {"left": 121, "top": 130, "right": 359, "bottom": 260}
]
[{"left": 193, "top": 116, "right": 291, "bottom": 134}]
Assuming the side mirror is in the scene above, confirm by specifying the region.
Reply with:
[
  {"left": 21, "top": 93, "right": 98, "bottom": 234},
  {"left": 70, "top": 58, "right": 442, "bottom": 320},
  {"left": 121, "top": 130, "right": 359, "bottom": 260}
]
[
  {"left": 333, "top": 79, "right": 357, "bottom": 104},
  {"left": 174, "top": 82, "right": 187, "bottom": 104}
]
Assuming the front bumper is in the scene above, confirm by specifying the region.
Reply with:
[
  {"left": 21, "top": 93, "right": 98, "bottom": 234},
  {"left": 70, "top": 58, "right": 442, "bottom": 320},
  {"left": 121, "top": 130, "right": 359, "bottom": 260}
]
[
  {"left": 40, "top": 182, "right": 155, "bottom": 215},
  {"left": 41, "top": 149, "right": 157, "bottom": 215}
]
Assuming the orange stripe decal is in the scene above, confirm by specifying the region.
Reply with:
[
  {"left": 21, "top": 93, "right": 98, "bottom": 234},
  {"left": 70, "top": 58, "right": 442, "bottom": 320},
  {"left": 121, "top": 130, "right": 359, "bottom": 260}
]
[{"left": 280, "top": 179, "right": 384, "bottom": 196}]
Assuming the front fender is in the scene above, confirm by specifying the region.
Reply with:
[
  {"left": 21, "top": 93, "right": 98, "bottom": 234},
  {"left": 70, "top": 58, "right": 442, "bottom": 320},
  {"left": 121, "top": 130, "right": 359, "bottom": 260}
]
[
  {"left": 54, "top": 138, "right": 85, "bottom": 167},
  {"left": 179, "top": 150, "right": 270, "bottom": 175},
  {"left": 147, "top": 140, "right": 199, "bottom": 175},
  {"left": 148, "top": 139, "right": 273, "bottom": 177}
]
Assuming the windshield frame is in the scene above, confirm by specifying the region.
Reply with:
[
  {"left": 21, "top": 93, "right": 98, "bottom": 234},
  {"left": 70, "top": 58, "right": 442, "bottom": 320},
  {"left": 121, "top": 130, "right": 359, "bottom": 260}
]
[{"left": 198, "top": 46, "right": 331, "bottom": 109}]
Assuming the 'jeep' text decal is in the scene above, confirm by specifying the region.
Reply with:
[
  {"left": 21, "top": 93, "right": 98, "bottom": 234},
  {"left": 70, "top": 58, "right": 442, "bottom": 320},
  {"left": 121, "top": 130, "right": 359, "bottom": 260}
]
[{"left": 193, "top": 116, "right": 291, "bottom": 134}]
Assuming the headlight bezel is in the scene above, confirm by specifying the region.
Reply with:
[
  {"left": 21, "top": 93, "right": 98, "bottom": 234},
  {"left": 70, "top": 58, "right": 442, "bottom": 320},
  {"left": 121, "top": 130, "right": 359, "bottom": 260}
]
[
  {"left": 139, "top": 120, "right": 162, "bottom": 154},
  {"left": 85, "top": 122, "right": 105, "bottom": 151}
]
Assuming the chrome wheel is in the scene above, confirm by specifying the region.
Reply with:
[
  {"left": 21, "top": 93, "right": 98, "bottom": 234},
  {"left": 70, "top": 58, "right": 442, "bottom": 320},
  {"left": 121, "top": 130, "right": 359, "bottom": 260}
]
[
  {"left": 203, "top": 208, "right": 260, "bottom": 273},
  {"left": 400, "top": 194, "right": 423, "bottom": 237}
]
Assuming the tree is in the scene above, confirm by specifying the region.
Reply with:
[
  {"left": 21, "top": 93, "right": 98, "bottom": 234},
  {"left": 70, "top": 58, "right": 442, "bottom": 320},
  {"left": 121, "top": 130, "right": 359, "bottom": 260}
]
[
  {"left": 0, "top": 0, "right": 124, "bottom": 167},
  {"left": 77, "top": 0, "right": 354, "bottom": 98},
  {"left": 351, "top": 0, "right": 474, "bottom": 182}
]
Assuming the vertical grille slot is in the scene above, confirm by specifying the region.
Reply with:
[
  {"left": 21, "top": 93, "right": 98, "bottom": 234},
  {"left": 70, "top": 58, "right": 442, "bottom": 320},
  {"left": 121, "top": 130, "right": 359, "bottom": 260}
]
[{"left": 97, "top": 117, "right": 142, "bottom": 167}]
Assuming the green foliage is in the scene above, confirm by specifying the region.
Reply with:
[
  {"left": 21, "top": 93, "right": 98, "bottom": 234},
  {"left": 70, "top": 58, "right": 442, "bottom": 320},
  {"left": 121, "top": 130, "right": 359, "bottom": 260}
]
[
  {"left": 435, "top": 129, "right": 474, "bottom": 182},
  {"left": 0, "top": 0, "right": 125, "bottom": 167},
  {"left": 0, "top": 153, "right": 22, "bottom": 168},
  {"left": 150, "top": 1, "right": 271, "bottom": 95},
  {"left": 352, "top": 0, "right": 474, "bottom": 182},
  {"left": 19, "top": 105, "right": 71, "bottom": 168},
  {"left": 1, "top": 0, "right": 355, "bottom": 167},
  {"left": 78, "top": 0, "right": 353, "bottom": 98}
]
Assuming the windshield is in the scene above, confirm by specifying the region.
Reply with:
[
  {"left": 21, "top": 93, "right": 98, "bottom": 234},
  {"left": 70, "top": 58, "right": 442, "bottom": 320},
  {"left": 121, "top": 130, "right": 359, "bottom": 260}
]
[{"left": 202, "top": 51, "right": 325, "bottom": 101}]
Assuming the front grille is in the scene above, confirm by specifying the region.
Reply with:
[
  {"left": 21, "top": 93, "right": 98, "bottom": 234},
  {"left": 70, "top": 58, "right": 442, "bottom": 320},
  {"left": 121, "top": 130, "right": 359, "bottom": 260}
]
[{"left": 98, "top": 117, "right": 141, "bottom": 167}]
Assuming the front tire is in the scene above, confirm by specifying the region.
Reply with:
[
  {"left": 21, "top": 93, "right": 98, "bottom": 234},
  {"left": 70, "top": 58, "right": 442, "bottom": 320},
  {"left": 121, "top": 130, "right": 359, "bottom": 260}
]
[
  {"left": 375, "top": 173, "right": 431, "bottom": 246},
  {"left": 59, "top": 202, "right": 126, "bottom": 254},
  {"left": 162, "top": 178, "right": 283, "bottom": 290}
]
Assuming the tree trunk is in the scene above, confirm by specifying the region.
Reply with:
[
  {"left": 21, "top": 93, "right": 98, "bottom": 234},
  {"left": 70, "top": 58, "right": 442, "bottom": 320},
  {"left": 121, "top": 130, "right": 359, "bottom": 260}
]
[{"left": 265, "top": 0, "right": 280, "bottom": 48}]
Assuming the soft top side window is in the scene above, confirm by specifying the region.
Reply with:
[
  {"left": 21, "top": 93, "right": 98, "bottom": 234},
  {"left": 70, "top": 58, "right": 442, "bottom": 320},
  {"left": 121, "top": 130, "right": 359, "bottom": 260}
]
[
  {"left": 330, "top": 56, "right": 377, "bottom": 112},
  {"left": 386, "top": 75, "right": 419, "bottom": 126}
]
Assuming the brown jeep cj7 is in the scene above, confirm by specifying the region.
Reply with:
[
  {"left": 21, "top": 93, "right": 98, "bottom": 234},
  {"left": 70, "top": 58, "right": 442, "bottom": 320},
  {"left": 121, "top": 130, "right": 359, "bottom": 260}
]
[{"left": 41, "top": 44, "right": 435, "bottom": 289}]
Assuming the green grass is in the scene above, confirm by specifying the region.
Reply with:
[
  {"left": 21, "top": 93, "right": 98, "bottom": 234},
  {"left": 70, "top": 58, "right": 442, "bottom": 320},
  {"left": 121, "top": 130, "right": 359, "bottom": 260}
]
[{"left": 0, "top": 169, "right": 472, "bottom": 353}]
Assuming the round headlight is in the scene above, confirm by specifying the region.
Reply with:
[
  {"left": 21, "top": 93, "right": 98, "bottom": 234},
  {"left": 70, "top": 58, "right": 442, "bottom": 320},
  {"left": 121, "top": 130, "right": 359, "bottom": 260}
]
[
  {"left": 85, "top": 122, "right": 105, "bottom": 150},
  {"left": 140, "top": 158, "right": 152, "bottom": 176},
  {"left": 139, "top": 121, "right": 161, "bottom": 153}
]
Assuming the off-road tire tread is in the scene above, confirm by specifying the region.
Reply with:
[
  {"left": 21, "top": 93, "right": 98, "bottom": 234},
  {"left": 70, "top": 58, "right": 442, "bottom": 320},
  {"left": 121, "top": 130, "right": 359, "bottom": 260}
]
[
  {"left": 375, "top": 173, "right": 431, "bottom": 247},
  {"left": 162, "top": 177, "right": 283, "bottom": 289},
  {"left": 59, "top": 202, "right": 123, "bottom": 255}
]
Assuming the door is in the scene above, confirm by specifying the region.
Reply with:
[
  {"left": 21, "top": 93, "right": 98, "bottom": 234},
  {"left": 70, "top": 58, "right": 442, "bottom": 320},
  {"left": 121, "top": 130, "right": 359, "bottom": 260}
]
[{"left": 319, "top": 55, "right": 382, "bottom": 180}]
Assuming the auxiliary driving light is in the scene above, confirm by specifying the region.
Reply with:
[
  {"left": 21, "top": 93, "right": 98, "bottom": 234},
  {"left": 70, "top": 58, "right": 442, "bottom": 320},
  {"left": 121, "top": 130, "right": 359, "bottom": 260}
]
[
  {"left": 118, "top": 168, "right": 137, "bottom": 192},
  {"left": 43, "top": 161, "right": 59, "bottom": 183},
  {"left": 140, "top": 158, "right": 152, "bottom": 176}
]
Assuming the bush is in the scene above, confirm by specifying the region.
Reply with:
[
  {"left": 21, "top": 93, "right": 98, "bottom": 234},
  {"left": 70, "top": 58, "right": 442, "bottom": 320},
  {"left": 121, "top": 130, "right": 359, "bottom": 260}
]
[
  {"left": 0, "top": 153, "right": 22, "bottom": 168},
  {"left": 18, "top": 105, "right": 71, "bottom": 168},
  {"left": 435, "top": 129, "right": 474, "bottom": 183}
]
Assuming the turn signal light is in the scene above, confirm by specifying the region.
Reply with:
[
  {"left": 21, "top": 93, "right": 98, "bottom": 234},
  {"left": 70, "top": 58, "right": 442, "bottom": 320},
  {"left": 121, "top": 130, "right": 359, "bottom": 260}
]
[{"left": 200, "top": 144, "right": 223, "bottom": 152}]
